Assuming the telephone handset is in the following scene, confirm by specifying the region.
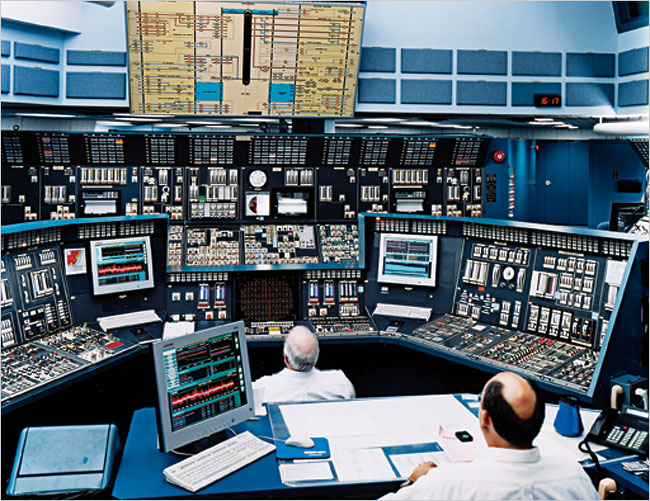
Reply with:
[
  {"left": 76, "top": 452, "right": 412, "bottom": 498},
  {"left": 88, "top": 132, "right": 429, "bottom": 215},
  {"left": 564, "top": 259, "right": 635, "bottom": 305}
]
[{"left": 586, "top": 407, "right": 649, "bottom": 456}]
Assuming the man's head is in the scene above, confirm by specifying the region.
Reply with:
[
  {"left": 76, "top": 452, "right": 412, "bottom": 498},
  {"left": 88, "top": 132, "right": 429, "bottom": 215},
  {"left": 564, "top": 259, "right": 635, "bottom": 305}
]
[
  {"left": 478, "top": 372, "right": 545, "bottom": 449},
  {"left": 283, "top": 326, "right": 320, "bottom": 372}
]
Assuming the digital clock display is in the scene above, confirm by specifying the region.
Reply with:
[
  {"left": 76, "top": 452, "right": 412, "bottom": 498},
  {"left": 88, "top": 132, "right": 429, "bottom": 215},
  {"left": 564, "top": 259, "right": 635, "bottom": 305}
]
[{"left": 534, "top": 94, "right": 562, "bottom": 107}]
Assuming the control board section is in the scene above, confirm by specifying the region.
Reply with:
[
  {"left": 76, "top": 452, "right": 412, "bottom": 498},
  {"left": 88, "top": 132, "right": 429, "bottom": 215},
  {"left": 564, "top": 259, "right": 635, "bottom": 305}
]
[
  {"left": 363, "top": 213, "right": 646, "bottom": 402},
  {"left": 1, "top": 327, "right": 136, "bottom": 402},
  {"left": 409, "top": 314, "right": 596, "bottom": 393},
  {"left": 1, "top": 132, "right": 489, "bottom": 226},
  {"left": 7, "top": 247, "right": 73, "bottom": 343}
]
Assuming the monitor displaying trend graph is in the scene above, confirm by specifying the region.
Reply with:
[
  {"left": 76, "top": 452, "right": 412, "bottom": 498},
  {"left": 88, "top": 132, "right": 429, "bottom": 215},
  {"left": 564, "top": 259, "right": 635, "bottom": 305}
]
[
  {"left": 126, "top": 1, "right": 365, "bottom": 116},
  {"left": 377, "top": 233, "right": 438, "bottom": 287},
  {"left": 152, "top": 321, "right": 254, "bottom": 452}
]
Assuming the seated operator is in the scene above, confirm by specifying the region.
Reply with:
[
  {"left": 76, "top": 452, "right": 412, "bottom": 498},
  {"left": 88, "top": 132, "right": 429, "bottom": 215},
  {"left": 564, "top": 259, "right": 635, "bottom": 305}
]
[
  {"left": 380, "top": 371, "right": 599, "bottom": 500},
  {"left": 252, "top": 325, "right": 355, "bottom": 404}
]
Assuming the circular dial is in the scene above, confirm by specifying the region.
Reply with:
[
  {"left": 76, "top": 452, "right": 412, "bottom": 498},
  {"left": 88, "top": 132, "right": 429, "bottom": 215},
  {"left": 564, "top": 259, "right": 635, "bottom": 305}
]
[
  {"left": 502, "top": 266, "right": 516, "bottom": 281},
  {"left": 248, "top": 169, "right": 267, "bottom": 188}
]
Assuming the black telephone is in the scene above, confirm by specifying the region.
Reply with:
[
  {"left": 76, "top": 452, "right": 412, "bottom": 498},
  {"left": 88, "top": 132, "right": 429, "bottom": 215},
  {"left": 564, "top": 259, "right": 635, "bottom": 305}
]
[{"left": 586, "top": 407, "right": 649, "bottom": 456}]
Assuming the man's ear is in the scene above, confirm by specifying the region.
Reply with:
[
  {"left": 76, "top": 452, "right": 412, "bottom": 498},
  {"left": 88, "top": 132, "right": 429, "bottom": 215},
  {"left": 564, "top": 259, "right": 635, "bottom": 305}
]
[
  {"left": 283, "top": 353, "right": 290, "bottom": 368},
  {"left": 479, "top": 409, "right": 491, "bottom": 430}
]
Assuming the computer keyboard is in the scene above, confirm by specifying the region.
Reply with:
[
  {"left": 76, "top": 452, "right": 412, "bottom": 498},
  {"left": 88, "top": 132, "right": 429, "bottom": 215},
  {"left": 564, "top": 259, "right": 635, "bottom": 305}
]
[
  {"left": 97, "top": 309, "right": 162, "bottom": 331},
  {"left": 163, "top": 431, "right": 276, "bottom": 493},
  {"left": 373, "top": 303, "right": 432, "bottom": 321}
]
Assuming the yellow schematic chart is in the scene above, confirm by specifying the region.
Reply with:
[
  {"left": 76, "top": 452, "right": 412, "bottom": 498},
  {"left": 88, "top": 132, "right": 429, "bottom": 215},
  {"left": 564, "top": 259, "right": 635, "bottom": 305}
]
[{"left": 126, "top": 1, "right": 365, "bottom": 116}]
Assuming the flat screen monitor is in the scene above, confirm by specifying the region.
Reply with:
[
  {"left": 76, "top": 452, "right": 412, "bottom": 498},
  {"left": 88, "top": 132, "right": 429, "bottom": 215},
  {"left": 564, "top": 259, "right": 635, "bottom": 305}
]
[
  {"left": 377, "top": 233, "right": 438, "bottom": 287},
  {"left": 609, "top": 202, "right": 645, "bottom": 232},
  {"left": 89, "top": 236, "right": 154, "bottom": 295},
  {"left": 152, "top": 321, "right": 254, "bottom": 452}
]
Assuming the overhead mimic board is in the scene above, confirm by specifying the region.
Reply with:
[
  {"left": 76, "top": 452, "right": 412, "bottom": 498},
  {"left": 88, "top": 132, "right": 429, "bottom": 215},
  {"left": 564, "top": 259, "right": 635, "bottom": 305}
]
[{"left": 126, "top": 1, "right": 364, "bottom": 116}]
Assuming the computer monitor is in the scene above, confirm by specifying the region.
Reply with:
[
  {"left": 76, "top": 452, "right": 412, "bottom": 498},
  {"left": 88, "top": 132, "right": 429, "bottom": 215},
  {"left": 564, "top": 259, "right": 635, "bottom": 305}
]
[
  {"left": 609, "top": 202, "right": 645, "bottom": 232},
  {"left": 151, "top": 321, "right": 254, "bottom": 453},
  {"left": 377, "top": 233, "right": 438, "bottom": 287},
  {"left": 89, "top": 236, "right": 154, "bottom": 295}
]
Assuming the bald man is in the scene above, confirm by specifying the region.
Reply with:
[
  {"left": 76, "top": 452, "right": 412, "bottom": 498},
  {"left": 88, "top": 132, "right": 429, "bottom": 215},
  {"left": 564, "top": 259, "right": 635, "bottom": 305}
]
[
  {"left": 380, "top": 372, "right": 599, "bottom": 500},
  {"left": 252, "top": 326, "right": 355, "bottom": 404}
]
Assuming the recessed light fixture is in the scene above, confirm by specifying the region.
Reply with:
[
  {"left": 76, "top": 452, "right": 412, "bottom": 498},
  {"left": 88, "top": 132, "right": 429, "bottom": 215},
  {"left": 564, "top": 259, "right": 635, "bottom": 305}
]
[
  {"left": 155, "top": 123, "right": 186, "bottom": 128},
  {"left": 15, "top": 113, "right": 78, "bottom": 118},
  {"left": 534, "top": 118, "right": 555, "bottom": 122},
  {"left": 367, "top": 125, "right": 388, "bottom": 129},
  {"left": 205, "top": 125, "right": 231, "bottom": 128},
  {"left": 336, "top": 123, "right": 363, "bottom": 128},
  {"left": 528, "top": 121, "right": 566, "bottom": 126}
]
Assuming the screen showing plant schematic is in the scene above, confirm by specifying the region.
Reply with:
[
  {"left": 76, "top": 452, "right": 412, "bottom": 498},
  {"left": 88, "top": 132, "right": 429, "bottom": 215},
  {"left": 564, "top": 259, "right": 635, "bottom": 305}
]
[{"left": 126, "top": 1, "right": 365, "bottom": 116}]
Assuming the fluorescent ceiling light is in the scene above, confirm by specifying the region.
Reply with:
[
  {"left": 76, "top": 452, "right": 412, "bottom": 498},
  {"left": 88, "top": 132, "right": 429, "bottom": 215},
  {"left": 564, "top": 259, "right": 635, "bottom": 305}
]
[
  {"left": 528, "top": 121, "right": 566, "bottom": 126},
  {"left": 406, "top": 121, "right": 438, "bottom": 126},
  {"left": 186, "top": 121, "right": 223, "bottom": 125},
  {"left": 16, "top": 113, "right": 78, "bottom": 118},
  {"left": 362, "top": 117, "right": 404, "bottom": 122},
  {"left": 114, "top": 117, "right": 162, "bottom": 122},
  {"left": 205, "top": 125, "right": 231, "bottom": 128},
  {"left": 435, "top": 124, "right": 473, "bottom": 129},
  {"left": 534, "top": 118, "right": 555, "bottom": 122},
  {"left": 336, "top": 123, "right": 363, "bottom": 128},
  {"left": 238, "top": 118, "right": 276, "bottom": 122},
  {"left": 594, "top": 120, "right": 649, "bottom": 136},
  {"left": 114, "top": 113, "right": 176, "bottom": 118},
  {"left": 97, "top": 120, "right": 133, "bottom": 126},
  {"left": 367, "top": 125, "right": 388, "bottom": 129},
  {"left": 155, "top": 123, "right": 185, "bottom": 128}
]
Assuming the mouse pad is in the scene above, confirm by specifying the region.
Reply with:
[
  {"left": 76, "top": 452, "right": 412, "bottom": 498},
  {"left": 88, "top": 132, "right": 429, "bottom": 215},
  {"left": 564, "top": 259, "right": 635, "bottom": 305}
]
[{"left": 276, "top": 437, "right": 330, "bottom": 460}]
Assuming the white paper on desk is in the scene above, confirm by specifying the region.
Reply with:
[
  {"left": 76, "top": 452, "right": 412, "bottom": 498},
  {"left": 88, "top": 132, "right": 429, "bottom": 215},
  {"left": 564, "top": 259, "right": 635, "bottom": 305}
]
[
  {"left": 389, "top": 451, "right": 450, "bottom": 478},
  {"left": 331, "top": 448, "right": 396, "bottom": 482},
  {"left": 163, "top": 321, "right": 195, "bottom": 340},
  {"left": 280, "top": 396, "right": 475, "bottom": 453},
  {"left": 279, "top": 461, "right": 333, "bottom": 483}
]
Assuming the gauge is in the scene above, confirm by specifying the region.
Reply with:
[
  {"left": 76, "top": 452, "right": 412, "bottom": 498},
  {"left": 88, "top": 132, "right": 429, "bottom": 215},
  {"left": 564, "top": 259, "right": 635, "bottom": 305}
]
[
  {"left": 502, "top": 266, "right": 516, "bottom": 281},
  {"left": 248, "top": 169, "right": 267, "bottom": 188}
]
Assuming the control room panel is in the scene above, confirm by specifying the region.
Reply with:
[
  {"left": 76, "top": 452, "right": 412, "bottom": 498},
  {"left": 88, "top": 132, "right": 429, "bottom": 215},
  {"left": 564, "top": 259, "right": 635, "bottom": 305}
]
[{"left": 0, "top": 132, "right": 646, "bottom": 409}]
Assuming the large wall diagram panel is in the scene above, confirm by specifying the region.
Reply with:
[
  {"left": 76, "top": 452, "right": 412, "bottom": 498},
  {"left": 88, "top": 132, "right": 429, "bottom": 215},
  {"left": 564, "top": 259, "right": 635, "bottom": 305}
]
[{"left": 126, "top": 1, "right": 364, "bottom": 116}]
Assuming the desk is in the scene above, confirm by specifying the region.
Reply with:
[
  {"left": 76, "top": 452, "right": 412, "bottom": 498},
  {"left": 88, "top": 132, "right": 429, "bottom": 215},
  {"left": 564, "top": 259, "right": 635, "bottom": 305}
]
[{"left": 112, "top": 394, "right": 600, "bottom": 499}]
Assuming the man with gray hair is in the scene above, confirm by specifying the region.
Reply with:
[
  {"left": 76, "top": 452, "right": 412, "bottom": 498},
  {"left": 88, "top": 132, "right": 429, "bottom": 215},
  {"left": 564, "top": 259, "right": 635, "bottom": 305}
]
[{"left": 252, "top": 325, "right": 355, "bottom": 404}]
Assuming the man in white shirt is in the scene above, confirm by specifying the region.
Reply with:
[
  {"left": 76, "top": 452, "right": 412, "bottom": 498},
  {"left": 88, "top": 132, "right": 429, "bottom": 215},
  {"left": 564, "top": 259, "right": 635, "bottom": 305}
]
[
  {"left": 252, "top": 325, "right": 355, "bottom": 404},
  {"left": 380, "top": 372, "right": 599, "bottom": 500}
]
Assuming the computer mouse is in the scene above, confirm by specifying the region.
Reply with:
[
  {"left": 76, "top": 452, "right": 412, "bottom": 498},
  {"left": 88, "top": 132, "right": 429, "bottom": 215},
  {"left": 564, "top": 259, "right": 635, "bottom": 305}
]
[{"left": 285, "top": 435, "right": 315, "bottom": 448}]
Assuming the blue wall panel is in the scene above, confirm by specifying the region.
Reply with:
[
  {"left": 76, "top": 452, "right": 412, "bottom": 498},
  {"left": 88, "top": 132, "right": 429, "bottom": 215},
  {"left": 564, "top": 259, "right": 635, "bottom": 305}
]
[
  {"left": 66, "top": 50, "right": 126, "bottom": 66},
  {"left": 66, "top": 72, "right": 125, "bottom": 99},
  {"left": 566, "top": 83, "right": 614, "bottom": 106},
  {"left": 618, "top": 47, "right": 649, "bottom": 76},
  {"left": 360, "top": 47, "right": 396, "bottom": 72},
  {"left": 401, "top": 49, "right": 452, "bottom": 74},
  {"left": 358, "top": 78, "right": 396, "bottom": 103},
  {"left": 618, "top": 80, "right": 649, "bottom": 107},
  {"left": 457, "top": 81, "right": 506, "bottom": 105},
  {"left": 512, "top": 51, "right": 562, "bottom": 76},
  {"left": 566, "top": 53, "right": 615, "bottom": 77},
  {"left": 14, "top": 66, "right": 59, "bottom": 97},
  {"left": 14, "top": 42, "right": 60, "bottom": 64},
  {"left": 1, "top": 65, "right": 10, "bottom": 94},
  {"left": 1, "top": 40, "right": 10, "bottom": 57},
  {"left": 512, "top": 82, "right": 562, "bottom": 106},
  {"left": 457, "top": 50, "right": 507, "bottom": 75},
  {"left": 400, "top": 79, "right": 452, "bottom": 104}
]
